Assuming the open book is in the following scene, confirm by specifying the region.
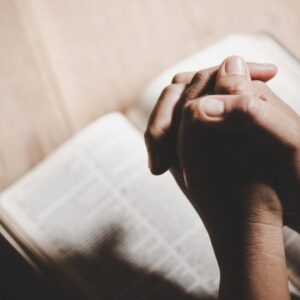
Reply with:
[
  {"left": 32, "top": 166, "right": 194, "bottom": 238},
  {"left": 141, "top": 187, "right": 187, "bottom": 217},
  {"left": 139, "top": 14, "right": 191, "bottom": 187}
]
[{"left": 1, "top": 34, "right": 300, "bottom": 300}]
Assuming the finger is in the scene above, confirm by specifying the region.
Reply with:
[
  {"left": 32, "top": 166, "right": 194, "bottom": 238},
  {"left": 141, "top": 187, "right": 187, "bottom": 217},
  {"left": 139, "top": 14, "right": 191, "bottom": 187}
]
[
  {"left": 175, "top": 59, "right": 255, "bottom": 138},
  {"left": 145, "top": 59, "right": 277, "bottom": 175},
  {"left": 248, "top": 62, "right": 277, "bottom": 81},
  {"left": 215, "top": 56, "right": 252, "bottom": 95},
  {"left": 172, "top": 62, "right": 277, "bottom": 84},
  {"left": 145, "top": 67, "right": 219, "bottom": 175},
  {"left": 189, "top": 94, "right": 300, "bottom": 152},
  {"left": 182, "top": 67, "right": 218, "bottom": 101},
  {"left": 144, "top": 83, "right": 186, "bottom": 174},
  {"left": 172, "top": 72, "right": 195, "bottom": 84}
]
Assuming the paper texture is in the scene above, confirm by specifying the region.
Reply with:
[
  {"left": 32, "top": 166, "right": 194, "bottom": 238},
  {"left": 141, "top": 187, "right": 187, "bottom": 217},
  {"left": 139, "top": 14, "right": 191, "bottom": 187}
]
[
  {"left": 2, "top": 34, "right": 300, "bottom": 299},
  {"left": 1, "top": 113, "right": 219, "bottom": 300}
]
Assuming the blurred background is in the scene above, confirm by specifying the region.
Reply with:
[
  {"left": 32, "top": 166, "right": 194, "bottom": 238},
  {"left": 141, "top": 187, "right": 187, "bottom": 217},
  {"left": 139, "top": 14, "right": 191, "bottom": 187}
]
[{"left": 1, "top": 0, "right": 300, "bottom": 298}]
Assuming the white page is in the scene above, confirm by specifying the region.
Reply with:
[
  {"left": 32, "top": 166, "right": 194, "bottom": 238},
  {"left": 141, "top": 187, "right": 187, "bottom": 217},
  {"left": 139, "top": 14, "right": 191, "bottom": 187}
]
[{"left": 0, "top": 113, "right": 219, "bottom": 300}]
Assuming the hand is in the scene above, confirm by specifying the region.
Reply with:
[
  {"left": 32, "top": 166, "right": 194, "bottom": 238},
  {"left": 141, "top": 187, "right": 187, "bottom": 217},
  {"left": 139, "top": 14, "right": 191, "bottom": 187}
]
[
  {"left": 145, "top": 61, "right": 278, "bottom": 175},
  {"left": 145, "top": 59, "right": 283, "bottom": 232},
  {"left": 145, "top": 56, "right": 300, "bottom": 233},
  {"left": 144, "top": 57, "right": 293, "bottom": 299},
  {"left": 180, "top": 57, "right": 300, "bottom": 233}
]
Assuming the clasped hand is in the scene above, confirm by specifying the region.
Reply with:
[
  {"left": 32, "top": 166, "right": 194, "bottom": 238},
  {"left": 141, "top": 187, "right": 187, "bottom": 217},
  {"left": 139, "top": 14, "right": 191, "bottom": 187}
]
[{"left": 145, "top": 56, "right": 300, "bottom": 300}]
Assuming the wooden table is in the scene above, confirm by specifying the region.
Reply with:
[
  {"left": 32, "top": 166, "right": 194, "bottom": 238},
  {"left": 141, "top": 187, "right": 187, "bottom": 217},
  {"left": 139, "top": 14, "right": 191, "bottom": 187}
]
[
  {"left": 1, "top": 0, "right": 300, "bottom": 191},
  {"left": 1, "top": 0, "right": 300, "bottom": 298}
]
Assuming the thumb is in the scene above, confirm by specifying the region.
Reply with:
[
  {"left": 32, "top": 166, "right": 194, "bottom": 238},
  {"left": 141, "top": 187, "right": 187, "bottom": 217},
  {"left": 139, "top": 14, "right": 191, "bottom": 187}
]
[
  {"left": 215, "top": 56, "right": 253, "bottom": 95},
  {"left": 189, "top": 94, "right": 300, "bottom": 152}
]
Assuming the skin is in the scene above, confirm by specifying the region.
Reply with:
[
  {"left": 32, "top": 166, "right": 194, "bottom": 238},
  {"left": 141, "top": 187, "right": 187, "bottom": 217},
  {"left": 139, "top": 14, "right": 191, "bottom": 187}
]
[{"left": 145, "top": 56, "right": 300, "bottom": 299}]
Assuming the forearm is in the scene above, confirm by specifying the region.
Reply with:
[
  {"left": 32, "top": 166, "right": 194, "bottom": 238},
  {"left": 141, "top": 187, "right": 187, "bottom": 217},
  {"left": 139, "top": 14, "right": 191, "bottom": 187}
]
[
  {"left": 199, "top": 184, "right": 291, "bottom": 300},
  {"left": 215, "top": 222, "right": 289, "bottom": 300}
]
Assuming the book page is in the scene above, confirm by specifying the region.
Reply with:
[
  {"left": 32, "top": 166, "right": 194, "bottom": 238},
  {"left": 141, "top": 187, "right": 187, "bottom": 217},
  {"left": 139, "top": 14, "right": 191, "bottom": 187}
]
[{"left": 0, "top": 113, "right": 219, "bottom": 300}]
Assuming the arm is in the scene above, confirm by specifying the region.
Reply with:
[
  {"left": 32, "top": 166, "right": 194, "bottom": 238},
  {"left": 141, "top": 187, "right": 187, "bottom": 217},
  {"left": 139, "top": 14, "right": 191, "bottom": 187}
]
[
  {"left": 213, "top": 186, "right": 289, "bottom": 300},
  {"left": 145, "top": 56, "right": 296, "bottom": 299}
]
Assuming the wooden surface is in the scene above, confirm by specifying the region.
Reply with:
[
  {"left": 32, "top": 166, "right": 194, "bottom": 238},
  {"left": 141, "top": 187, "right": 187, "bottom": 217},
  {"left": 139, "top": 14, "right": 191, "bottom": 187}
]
[
  {"left": 1, "top": 0, "right": 300, "bottom": 190},
  {"left": 1, "top": 1, "right": 300, "bottom": 299}
]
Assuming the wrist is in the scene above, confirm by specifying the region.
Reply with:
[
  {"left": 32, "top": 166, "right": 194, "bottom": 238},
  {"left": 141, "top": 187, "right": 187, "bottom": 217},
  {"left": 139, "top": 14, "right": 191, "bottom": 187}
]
[
  {"left": 205, "top": 182, "right": 284, "bottom": 265},
  {"left": 210, "top": 195, "right": 285, "bottom": 269},
  {"left": 213, "top": 221, "right": 289, "bottom": 300},
  {"left": 204, "top": 221, "right": 287, "bottom": 300},
  {"left": 214, "top": 221, "right": 285, "bottom": 272},
  {"left": 203, "top": 183, "right": 289, "bottom": 300}
]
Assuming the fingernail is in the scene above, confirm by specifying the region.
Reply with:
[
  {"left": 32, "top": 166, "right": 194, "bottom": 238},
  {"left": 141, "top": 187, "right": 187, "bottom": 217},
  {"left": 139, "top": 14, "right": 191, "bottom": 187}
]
[
  {"left": 225, "top": 56, "right": 246, "bottom": 75},
  {"left": 200, "top": 98, "right": 225, "bottom": 117}
]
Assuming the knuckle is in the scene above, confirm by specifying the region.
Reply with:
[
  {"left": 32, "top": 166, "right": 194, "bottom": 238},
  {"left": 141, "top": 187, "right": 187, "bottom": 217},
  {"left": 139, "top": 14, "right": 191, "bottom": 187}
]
[
  {"left": 185, "top": 71, "right": 210, "bottom": 100},
  {"left": 183, "top": 100, "right": 195, "bottom": 115},
  {"left": 252, "top": 80, "right": 265, "bottom": 88},
  {"left": 162, "top": 84, "right": 175, "bottom": 95},
  {"left": 172, "top": 73, "right": 184, "bottom": 83},
  {"left": 252, "top": 80, "right": 269, "bottom": 99},
  {"left": 218, "top": 77, "right": 249, "bottom": 95},
  {"left": 243, "top": 95, "right": 256, "bottom": 113},
  {"left": 242, "top": 96, "right": 263, "bottom": 120},
  {"left": 161, "top": 83, "right": 185, "bottom": 96},
  {"left": 144, "top": 125, "right": 164, "bottom": 144},
  {"left": 182, "top": 100, "right": 199, "bottom": 122},
  {"left": 228, "top": 80, "right": 248, "bottom": 94},
  {"left": 193, "top": 70, "right": 209, "bottom": 83}
]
